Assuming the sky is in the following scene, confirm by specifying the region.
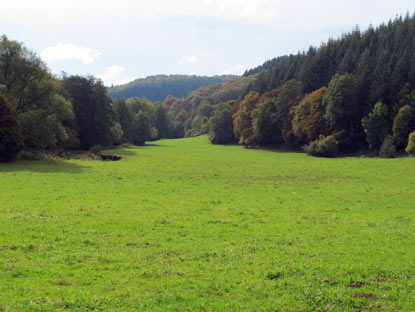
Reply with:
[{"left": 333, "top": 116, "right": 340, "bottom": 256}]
[{"left": 1, "top": 0, "right": 415, "bottom": 86}]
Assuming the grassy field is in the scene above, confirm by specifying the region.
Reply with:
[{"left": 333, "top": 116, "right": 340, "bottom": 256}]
[{"left": 0, "top": 135, "right": 414, "bottom": 311}]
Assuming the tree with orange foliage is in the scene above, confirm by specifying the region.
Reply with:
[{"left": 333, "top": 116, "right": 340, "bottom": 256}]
[
  {"left": 293, "top": 87, "right": 328, "bottom": 143},
  {"left": 233, "top": 91, "right": 259, "bottom": 146}
]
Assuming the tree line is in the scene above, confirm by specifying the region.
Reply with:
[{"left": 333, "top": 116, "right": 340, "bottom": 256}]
[
  {"left": 0, "top": 35, "right": 172, "bottom": 161},
  {"left": 206, "top": 13, "right": 415, "bottom": 157},
  {"left": 159, "top": 75, "right": 257, "bottom": 139},
  {"left": 3, "top": 13, "right": 415, "bottom": 160}
]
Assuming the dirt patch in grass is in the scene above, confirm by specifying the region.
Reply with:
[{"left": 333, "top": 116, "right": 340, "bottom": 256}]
[
  {"left": 349, "top": 281, "right": 366, "bottom": 288},
  {"left": 354, "top": 293, "right": 378, "bottom": 300}
]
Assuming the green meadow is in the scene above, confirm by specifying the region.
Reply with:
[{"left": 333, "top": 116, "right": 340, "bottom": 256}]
[{"left": 0, "top": 135, "right": 414, "bottom": 311}]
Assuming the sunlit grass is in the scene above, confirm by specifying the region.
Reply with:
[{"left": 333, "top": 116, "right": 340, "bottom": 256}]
[{"left": 1, "top": 135, "right": 414, "bottom": 311}]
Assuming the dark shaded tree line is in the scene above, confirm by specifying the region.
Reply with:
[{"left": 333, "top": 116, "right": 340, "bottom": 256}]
[{"left": 0, "top": 35, "right": 171, "bottom": 161}]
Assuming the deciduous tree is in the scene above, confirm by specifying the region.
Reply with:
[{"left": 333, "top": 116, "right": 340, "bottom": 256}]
[
  {"left": 361, "top": 102, "right": 389, "bottom": 149},
  {"left": 393, "top": 105, "right": 414, "bottom": 148},
  {"left": 0, "top": 36, "right": 73, "bottom": 149},
  {"left": 0, "top": 94, "right": 23, "bottom": 161},
  {"left": 293, "top": 87, "right": 328, "bottom": 143},
  {"left": 233, "top": 92, "right": 259, "bottom": 146},
  {"left": 62, "top": 76, "right": 114, "bottom": 149},
  {"left": 208, "top": 101, "right": 234, "bottom": 144}
]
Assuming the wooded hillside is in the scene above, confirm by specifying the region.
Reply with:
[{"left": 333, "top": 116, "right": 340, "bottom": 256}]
[{"left": 108, "top": 74, "right": 238, "bottom": 102}]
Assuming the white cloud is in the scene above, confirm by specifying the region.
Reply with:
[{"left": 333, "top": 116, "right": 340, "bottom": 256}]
[
  {"left": 178, "top": 55, "right": 198, "bottom": 65},
  {"left": 41, "top": 43, "right": 102, "bottom": 64},
  {"left": 0, "top": 0, "right": 288, "bottom": 25},
  {"left": 197, "top": 0, "right": 281, "bottom": 22},
  {"left": 98, "top": 65, "right": 134, "bottom": 86},
  {"left": 3, "top": 0, "right": 415, "bottom": 79},
  {"left": 220, "top": 64, "right": 246, "bottom": 75},
  {"left": 2, "top": 1, "right": 415, "bottom": 30}
]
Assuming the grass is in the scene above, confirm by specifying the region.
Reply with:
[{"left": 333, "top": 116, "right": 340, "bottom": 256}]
[{"left": 0, "top": 135, "right": 414, "bottom": 311}]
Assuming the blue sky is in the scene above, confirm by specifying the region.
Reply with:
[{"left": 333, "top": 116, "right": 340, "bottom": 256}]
[{"left": 1, "top": 0, "right": 415, "bottom": 86}]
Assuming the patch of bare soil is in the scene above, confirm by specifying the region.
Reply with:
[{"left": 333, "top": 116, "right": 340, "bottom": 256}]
[
  {"left": 349, "top": 281, "right": 366, "bottom": 288},
  {"left": 354, "top": 293, "right": 378, "bottom": 300}
]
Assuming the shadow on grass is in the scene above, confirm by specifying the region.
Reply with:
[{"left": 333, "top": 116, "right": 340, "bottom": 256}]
[
  {"left": 251, "top": 145, "right": 303, "bottom": 154},
  {"left": 0, "top": 160, "right": 87, "bottom": 174},
  {"left": 105, "top": 149, "right": 138, "bottom": 156},
  {"left": 131, "top": 143, "right": 174, "bottom": 149},
  {"left": 106, "top": 143, "right": 173, "bottom": 155}
]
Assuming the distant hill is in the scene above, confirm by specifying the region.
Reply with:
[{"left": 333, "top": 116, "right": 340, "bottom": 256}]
[
  {"left": 108, "top": 74, "right": 238, "bottom": 102},
  {"left": 164, "top": 75, "right": 257, "bottom": 113},
  {"left": 161, "top": 74, "right": 257, "bottom": 138}
]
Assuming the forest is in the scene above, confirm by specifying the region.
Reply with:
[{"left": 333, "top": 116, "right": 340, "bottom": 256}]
[
  {"left": 2, "top": 13, "right": 415, "bottom": 161},
  {"left": 0, "top": 34, "right": 177, "bottom": 161},
  {"left": 181, "top": 13, "right": 415, "bottom": 157}
]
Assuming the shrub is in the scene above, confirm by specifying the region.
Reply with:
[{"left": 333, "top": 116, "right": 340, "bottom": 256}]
[
  {"left": 89, "top": 144, "right": 102, "bottom": 156},
  {"left": 406, "top": 131, "right": 415, "bottom": 155},
  {"left": 17, "top": 151, "right": 43, "bottom": 161},
  {"left": 379, "top": 136, "right": 396, "bottom": 158},
  {"left": 185, "top": 129, "right": 201, "bottom": 138},
  {"left": 304, "top": 135, "right": 339, "bottom": 157}
]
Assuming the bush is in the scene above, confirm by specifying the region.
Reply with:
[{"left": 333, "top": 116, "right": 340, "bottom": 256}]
[
  {"left": 17, "top": 151, "right": 43, "bottom": 161},
  {"left": 406, "top": 131, "right": 415, "bottom": 155},
  {"left": 304, "top": 135, "right": 339, "bottom": 157},
  {"left": 89, "top": 144, "right": 102, "bottom": 156},
  {"left": 379, "top": 136, "right": 396, "bottom": 158},
  {"left": 185, "top": 129, "right": 201, "bottom": 138}
]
